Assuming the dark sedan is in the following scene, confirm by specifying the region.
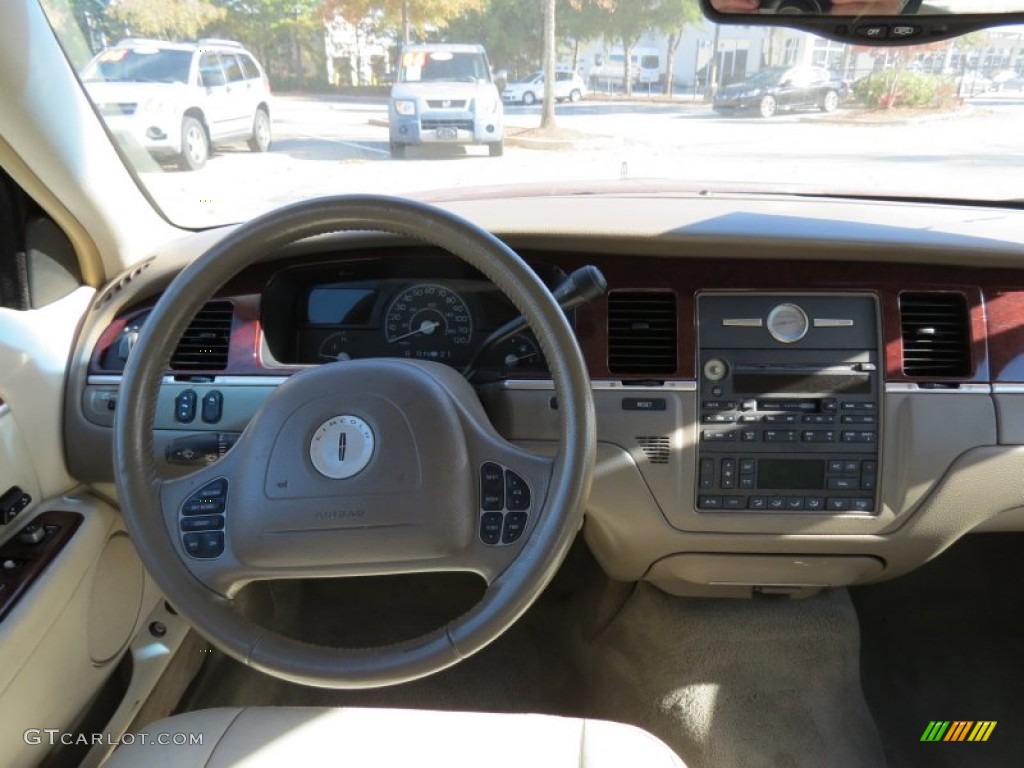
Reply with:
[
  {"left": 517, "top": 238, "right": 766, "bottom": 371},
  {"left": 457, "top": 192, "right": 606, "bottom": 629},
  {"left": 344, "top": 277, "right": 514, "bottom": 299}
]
[{"left": 713, "top": 66, "right": 843, "bottom": 118}]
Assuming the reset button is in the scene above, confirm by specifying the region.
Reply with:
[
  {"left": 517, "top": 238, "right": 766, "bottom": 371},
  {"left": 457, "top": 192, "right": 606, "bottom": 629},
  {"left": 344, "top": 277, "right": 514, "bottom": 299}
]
[{"left": 622, "top": 397, "right": 667, "bottom": 411}]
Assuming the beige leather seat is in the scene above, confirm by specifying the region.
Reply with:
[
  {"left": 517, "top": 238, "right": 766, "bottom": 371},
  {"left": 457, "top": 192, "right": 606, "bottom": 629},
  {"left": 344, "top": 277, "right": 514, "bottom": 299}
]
[{"left": 104, "top": 707, "right": 684, "bottom": 767}]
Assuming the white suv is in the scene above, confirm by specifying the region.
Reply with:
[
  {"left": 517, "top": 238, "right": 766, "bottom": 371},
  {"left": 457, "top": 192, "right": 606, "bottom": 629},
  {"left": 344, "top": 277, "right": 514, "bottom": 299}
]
[
  {"left": 81, "top": 38, "right": 272, "bottom": 171},
  {"left": 388, "top": 44, "right": 504, "bottom": 158}
]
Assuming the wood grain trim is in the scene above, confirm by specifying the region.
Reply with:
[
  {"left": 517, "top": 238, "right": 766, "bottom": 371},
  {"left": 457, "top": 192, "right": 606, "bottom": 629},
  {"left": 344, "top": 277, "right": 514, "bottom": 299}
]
[{"left": 0, "top": 511, "right": 83, "bottom": 623}]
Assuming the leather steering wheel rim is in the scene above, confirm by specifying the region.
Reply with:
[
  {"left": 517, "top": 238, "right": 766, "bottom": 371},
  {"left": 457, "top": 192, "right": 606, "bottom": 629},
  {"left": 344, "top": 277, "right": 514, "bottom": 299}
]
[{"left": 114, "top": 195, "right": 596, "bottom": 688}]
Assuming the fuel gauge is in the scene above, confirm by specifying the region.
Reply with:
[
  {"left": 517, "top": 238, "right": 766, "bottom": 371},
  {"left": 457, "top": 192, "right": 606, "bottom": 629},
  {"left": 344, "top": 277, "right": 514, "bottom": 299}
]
[
  {"left": 488, "top": 333, "right": 547, "bottom": 375},
  {"left": 317, "top": 332, "right": 353, "bottom": 362}
]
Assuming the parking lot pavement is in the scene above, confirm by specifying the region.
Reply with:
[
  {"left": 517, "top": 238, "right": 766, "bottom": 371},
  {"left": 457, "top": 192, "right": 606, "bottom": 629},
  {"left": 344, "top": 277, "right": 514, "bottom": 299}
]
[{"left": 139, "top": 93, "right": 1024, "bottom": 228}]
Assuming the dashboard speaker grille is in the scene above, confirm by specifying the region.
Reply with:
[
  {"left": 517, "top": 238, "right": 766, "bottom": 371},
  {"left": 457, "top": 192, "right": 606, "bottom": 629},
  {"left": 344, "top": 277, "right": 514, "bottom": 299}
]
[
  {"left": 607, "top": 291, "right": 677, "bottom": 375},
  {"left": 636, "top": 436, "right": 671, "bottom": 464},
  {"left": 170, "top": 301, "right": 234, "bottom": 371},
  {"left": 899, "top": 292, "right": 971, "bottom": 378}
]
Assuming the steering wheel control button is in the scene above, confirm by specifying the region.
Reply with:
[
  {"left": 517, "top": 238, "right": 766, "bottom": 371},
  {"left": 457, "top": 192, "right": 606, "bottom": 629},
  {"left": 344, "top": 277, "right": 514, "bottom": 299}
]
[
  {"left": 181, "top": 479, "right": 228, "bottom": 515},
  {"left": 310, "top": 416, "right": 374, "bottom": 480},
  {"left": 502, "top": 512, "right": 528, "bottom": 544},
  {"left": 766, "top": 303, "right": 810, "bottom": 344},
  {"left": 180, "top": 515, "right": 225, "bottom": 533},
  {"left": 479, "top": 512, "right": 503, "bottom": 545},
  {"left": 174, "top": 390, "right": 197, "bottom": 423},
  {"left": 505, "top": 470, "right": 531, "bottom": 511},
  {"left": 182, "top": 531, "right": 224, "bottom": 559},
  {"left": 201, "top": 390, "right": 223, "bottom": 423},
  {"left": 480, "top": 462, "right": 504, "bottom": 510}
]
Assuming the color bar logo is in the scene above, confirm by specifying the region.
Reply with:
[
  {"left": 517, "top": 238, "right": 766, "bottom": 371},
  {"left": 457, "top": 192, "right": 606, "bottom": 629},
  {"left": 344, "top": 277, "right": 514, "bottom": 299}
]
[{"left": 921, "top": 721, "right": 997, "bottom": 742}]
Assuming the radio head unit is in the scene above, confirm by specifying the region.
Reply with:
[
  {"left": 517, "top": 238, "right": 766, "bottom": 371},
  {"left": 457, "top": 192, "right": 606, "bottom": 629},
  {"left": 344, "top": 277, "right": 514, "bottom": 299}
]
[{"left": 696, "top": 294, "right": 881, "bottom": 515}]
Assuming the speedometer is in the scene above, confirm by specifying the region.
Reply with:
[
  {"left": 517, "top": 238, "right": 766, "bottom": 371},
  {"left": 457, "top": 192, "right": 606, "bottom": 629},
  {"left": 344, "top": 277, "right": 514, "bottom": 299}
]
[{"left": 384, "top": 283, "right": 474, "bottom": 361}]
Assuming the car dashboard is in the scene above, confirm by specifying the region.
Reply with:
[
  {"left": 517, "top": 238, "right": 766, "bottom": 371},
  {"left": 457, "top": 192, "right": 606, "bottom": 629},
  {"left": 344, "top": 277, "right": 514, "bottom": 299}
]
[{"left": 63, "top": 192, "right": 1024, "bottom": 598}]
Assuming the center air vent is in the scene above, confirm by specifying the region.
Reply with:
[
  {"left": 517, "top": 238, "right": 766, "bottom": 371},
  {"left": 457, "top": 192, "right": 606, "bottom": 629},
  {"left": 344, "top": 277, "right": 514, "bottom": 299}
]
[
  {"left": 899, "top": 292, "right": 971, "bottom": 378},
  {"left": 607, "top": 291, "right": 677, "bottom": 375},
  {"left": 170, "top": 301, "right": 234, "bottom": 371}
]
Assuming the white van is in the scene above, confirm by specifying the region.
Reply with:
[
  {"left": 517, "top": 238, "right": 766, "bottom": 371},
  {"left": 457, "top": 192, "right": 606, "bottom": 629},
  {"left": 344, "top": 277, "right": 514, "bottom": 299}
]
[{"left": 588, "top": 48, "right": 662, "bottom": 88}]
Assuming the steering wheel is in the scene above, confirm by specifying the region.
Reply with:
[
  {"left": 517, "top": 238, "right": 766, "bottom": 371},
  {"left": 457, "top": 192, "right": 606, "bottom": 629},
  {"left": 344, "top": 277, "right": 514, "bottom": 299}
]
[{"left": 114, "top": 196, "right": 596, "bottom": 688}]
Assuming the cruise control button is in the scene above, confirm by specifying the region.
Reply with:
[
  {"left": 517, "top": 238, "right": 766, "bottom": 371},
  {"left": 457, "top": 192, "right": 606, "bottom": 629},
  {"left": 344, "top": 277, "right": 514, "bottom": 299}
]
[
  {"left": 480, "top": 463, "right": 504, "bottom": 510},
  {"left": 480, "top": 512, "right": 503, "bottom": 545},
  {"left": 505, "top": 470, "right": 531, "bottom": 511},
  {"left": 182, "top": 531, "right": 224, "bottom": 559},
  {"left": 180, "top": 514, "right": 225, "bottom": 533},
  {"left": 501, "top": 511, "right": 529, "bottom": 543},
  {"left": 182, "top": 498, "right": 225, "bottom": 516}
]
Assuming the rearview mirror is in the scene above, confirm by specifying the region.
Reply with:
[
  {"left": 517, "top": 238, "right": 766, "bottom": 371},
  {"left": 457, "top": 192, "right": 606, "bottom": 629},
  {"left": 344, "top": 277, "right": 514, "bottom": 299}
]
[{"left": 700, "top": 0, "right": 1024, "bottom": 45}]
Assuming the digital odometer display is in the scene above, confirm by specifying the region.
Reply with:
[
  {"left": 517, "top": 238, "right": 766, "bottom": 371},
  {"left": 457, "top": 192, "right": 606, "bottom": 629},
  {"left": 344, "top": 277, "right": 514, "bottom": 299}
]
[{"left": 384, "top": 283, "right": 474, "bottom": 361}]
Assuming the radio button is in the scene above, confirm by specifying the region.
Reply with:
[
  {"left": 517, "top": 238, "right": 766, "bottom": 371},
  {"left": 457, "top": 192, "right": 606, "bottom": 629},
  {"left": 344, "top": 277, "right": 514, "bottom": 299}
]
[
  {"left": 803, "top": 414, "right": 836, "bottom": 424},
  {"left": 842, "top": 414, "right": 877, "bottom": 424},
  {"left": 827, "top": 498, "right": 850, "bottom": 511},
  {"left": 764, "top": 430, "right": 798, "bottom": 442},
  {"left": 739, "top": 475, "right": 755, "bottom": 489},
  {"left": 842, "top": 402, "right": 877, "bottom": 412},
  {"left": 748, "top": 496, "right": 767, "bottom": 509},
  {"left": 699, "top": 458, "right": 715, "bottom": 489},
  {"left": 828, "top": 459, "right": 845, "bottom": 473},
  {"left": 768, "top": 497, "right": 786, "bottom": 510},
  {"left": 702, "top": 400, "right": 737, "bottom": 411},
  {"left": 720, "top": 459, "right": 737, "bottom": 489},
  {"left": 827, "top": 477, "right": 858, "bottom": 490},
  {"left": 703, "top": 414, "right": 736, "bottom": 423},
  {"left": 739, "top": 414, "right": 760, "bottom": 423},
  {"left": 703, "top": 429, "right": 736, "bottom": 442},
  {"left": 764, "top": 414, "right": 799, "bottom": 424},
  {"left": 740, "top": 459, "right": 756, "bottom": 474},
  {"left": 861, "top": 460, "right": 877, "bottom": 474},
  {"left": 822, "top": 399, "right": 838, "bottom": 412},
  {"left": 724, "top": 496, "right": 746, "bottom": 509},
  {"left": 802, "top": 430, "right": 837, "bottom": 443},
  {"left": 861, "top": 475, "right": 877, "bottom": 491},
  {"left": 698, "top": 495, "right": 723, "bottom": 509},
  {"left": 842, "top": 460, "right": 860, "bottom": 474},
  {"left": 842, "top": 430, "right": 877, "bottom": 443},
  {"left": 805, "top": 497, "right": 826, "bottom": 511},
  {"left": 786, "top": 497, "right": 804, "bottom": 510},
  {"left": 741, "top": 430, "right": 759, "bottom": 442}
]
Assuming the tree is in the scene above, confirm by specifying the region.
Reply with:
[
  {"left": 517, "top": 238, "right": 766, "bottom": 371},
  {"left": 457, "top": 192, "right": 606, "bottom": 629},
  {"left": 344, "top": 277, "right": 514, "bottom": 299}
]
[
  {"left": 655, "top": 0, "right": 702, "bottom": 96},
  {"left": 209, "top": 1, "right": 327, "bottom": 88},
  {"left": 321, "top": 0, "right": 485, "bottom": 44},
  {"left": 110, "top": 0, "right": 225, "bottom": 40},
  {"left": 445, "top": 0, "right": 543, "bottom": 79},
  {"left": 567, "top": 0, "right": 661, "bottom": 96},
  {"left": 541, "top": 0, "right": 557, "bottom": 128}
]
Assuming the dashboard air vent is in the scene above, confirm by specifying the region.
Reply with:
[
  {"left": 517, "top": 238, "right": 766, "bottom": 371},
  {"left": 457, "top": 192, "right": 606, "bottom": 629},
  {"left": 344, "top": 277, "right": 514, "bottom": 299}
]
[
  {"left": 607, "top": 291, "right": 677, "bottom": 375},
  {"left": 170, "top": 301, "right": 234, "bottom": 371},
  {"left": 899, "top": 292, "right": 971, "bottom": 378},
  {"left": 636, "top": 436, "right": 671, "bottom": 464}
]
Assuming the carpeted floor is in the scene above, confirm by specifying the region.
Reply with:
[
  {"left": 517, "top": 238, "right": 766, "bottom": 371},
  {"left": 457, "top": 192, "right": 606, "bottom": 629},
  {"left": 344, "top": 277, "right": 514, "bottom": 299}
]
[
  {"left": 852, "top": 533, "right": 1024, "bottom": 768},
  {"left": 180, "top": 543, "right": 891, "bottom": 768}
]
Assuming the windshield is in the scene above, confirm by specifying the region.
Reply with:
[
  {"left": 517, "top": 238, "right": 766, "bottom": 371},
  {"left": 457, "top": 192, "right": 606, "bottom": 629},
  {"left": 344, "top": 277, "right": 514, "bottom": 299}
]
[
  {"left": 37, "top": 0, "right": 1024, "bottom": 228},
  {"left": 81, "top": 47, "right": 193, "bottom": 84},
  {"left": 399, "top": 50, "right": 490, "bottom": 83}
]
